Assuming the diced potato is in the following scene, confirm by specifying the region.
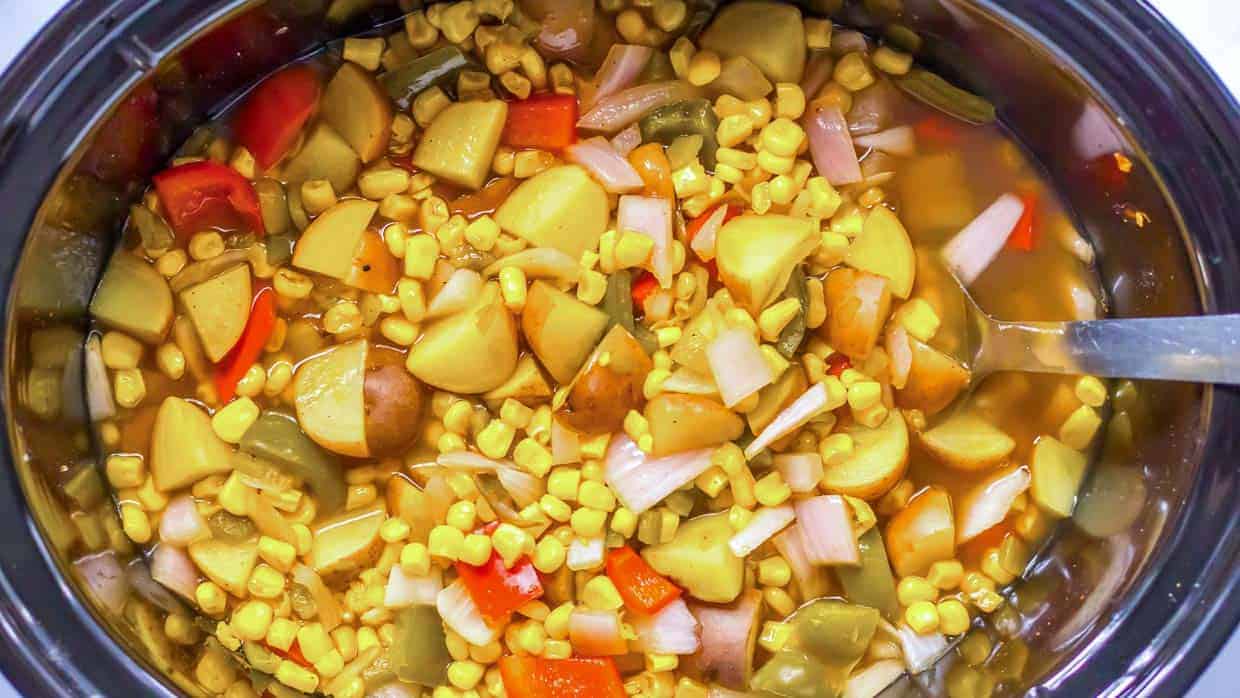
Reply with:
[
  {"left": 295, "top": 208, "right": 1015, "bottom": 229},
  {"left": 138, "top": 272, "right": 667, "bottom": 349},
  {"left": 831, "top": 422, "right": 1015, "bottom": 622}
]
[
  {"left": 412, "top": 100, "right": 508, "bottom": 190},
  {"left": 311, "top": 503, "right": 386, "bottom": 582},
  {"left": 362, "top": 346, "right": 425, "bottom": 457},
  {"left": 386, "top": 474, "right": 435, "bottom": 544},
  {"left": 891, "top": 332, "right": 970, "bottom": 416},
  {"left": 483, "top": 355, "right": 553, "bottom": 403},
  {"left": 294, "top": 339, "right": 369, "bottom": 458},
  {"left": 189, "top": 538, "right": 259, "bottom": 597},
  {"left": 699, "top": 1, "right": 806, "bottom": 84},
  {"left": 846, "top": 206, "right": 916, "bottom": 299},
  {"left": 821, "top": 409, "right": 909, "bottom": 500},
  {"left": 292, "top": 198, "right": 380, "bottom": 281},
  {"left": 561, "top": 325, "right": 653, "bottom": 435},
  {"left": 642, "top": 513, "right": 744, "bottom": 603},
  {"left": 919, "top": 412, "right": 1015, "bottom": 471},
  {"left": 407, "top": 283, "right": 519, "bottom": 393},
  {"left": 521, "top": 281, "right": 610, "bottom": 384},
  {"left": 494, "top": 166, "right": 610, "bottom": 260},
  {"left": 151, "top": 397, "right": 234, "bottom": 492},
  {"left": 282, "top": 122, "right": 362, "bottom": 193},
  {"left": 1030, "top": 435, "right": 1087, "bottom": 518},
  {"left": 715, "top": 214, "right": 818, "bottom": 315},
  {"left": 747, "top": 364, "right": 808, "bottom": 435},
  {"left": 321, "top": 62, "right": 393, "bottom": 163},
  {"left": 89, "top": 252, "right": 173, "bottom": 344},
  {"left": 884, "top": 486, "right": 954, "bottom": 577},
  {"left": 645, "top": 393, "right": 744, "bottom": 456},
  {"left": 179, "top": 265, "right": 252, "bottom": 363},
  {"left": 822, "top": 268, "right": 892, "bottom": 360}
]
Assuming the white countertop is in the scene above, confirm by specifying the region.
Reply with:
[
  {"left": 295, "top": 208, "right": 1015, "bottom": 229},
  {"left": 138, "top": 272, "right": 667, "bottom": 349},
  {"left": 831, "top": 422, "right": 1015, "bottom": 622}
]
[{"left": 0, "top": 0, "right": 1235, "bottom": 696}]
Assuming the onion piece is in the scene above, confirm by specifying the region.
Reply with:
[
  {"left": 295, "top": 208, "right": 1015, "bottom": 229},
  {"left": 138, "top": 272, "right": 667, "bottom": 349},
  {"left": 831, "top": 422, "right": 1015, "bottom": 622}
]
[
  {"left": 127, "top": 557, "right": 188, "bottom": 614},
  {"left": 578, "top": 81, "right": 699, "bottom": 134},
  {"left": 439, "top": 580, "right": 498, "bottom": 645},
  {"left": 807, "top": 104, "right": 863, "bottom": 185},
  {"left": 774, "top": 453, "right": 824, "bottom": 493},
  {"left": 566, "top": 536, "right": 606, "bottom": 571},
  {"left": 586, "top": 44, "right": 654, "bottom": 110},
  {"left": 687, "top": 589, "right": 762, "bottom": 690},
  {"left": 630, "top": 598, "right": 701, "bottom": 655},
  {"left": 800, "top": 50, "right": 835, "bottom": 101},
  {"left": 569, "top": 608, "right": 628, "bottom": 656},
  {"left": 844, "top": 659, "right": 905, "bottom": 698},
  {"left": 661, "top": 367, "right": 719, "bottom": 396},
  {"left": 889, "top": 620, "right": 949, "bottom": 673},
  {"left": 293, "top": 564, "right": 343, "bottom": 631},
  {"left": 940, "top": 193, "right": 1025, "bottom": 286},
  {"left": 611, "top": 123, "right": 642, "bottom": 157},
  {"left": 706, "top": 329, "right": 774, "bottom": 408},
  {"left": 688, "top": 204, "right": 728, "bottom": 262},
  {"left": 75, "top": 551, "right": 129, "bottom": 614},
  {"left": 846, "top": 82, "right": 895, "bottom": 136},
  {"left": 728, "top": 505, "right": 796, "bottom": 557},
  {"left": 566, "top": 137, "right": 645, "bottom": 193},
  {"left": 551, "top": 417, "right": 582, "bottom": 465},
  {"left": 150, "top": 544, "right": 199, "bottom": 602},
  {"left": 483, "top": 247, "right": 581, "bottom": 283},
  {"left": 425, "top": 268, "right": 483, "bottom": 320},
  {"left": 831, "top": 29, "right": 871, "bottom": 55},
  {"left": 497, "top": 467, "right": 545, "bottom": 508},
  {"left": 618, "top": 195, "right": 674, "bottom": 287},
  {"left": 745, "top": 383, "right": 832, "bottom": 458},
  {"left": 854, "top": 126, "right": 916, "bottom": 157},
  {"left": 385, "top": 565, "right": 442, "bottom": 609},
  {"left": 794, "top": 495, "right": 860, "bottom": 565},
  {"left": 159, "top": 495, "right": 209, "bottom": 547},
  {"left": 887, "top": 326, "right": 912, "bottom": 390},
  {"left": 603, "top": 434, "right": 713, "bottom": 514},
  {"left": 956, "top": 466, "right": 1031, "bottom": 544},
  {"left": 435, "top": 450, "right": 514, "bottom": 472},
  {"left": 773, "top": 523, "right": 827, "bottom": 597},
  {"left": 84, "top": 334, "right": 115, "bottom": 421}
]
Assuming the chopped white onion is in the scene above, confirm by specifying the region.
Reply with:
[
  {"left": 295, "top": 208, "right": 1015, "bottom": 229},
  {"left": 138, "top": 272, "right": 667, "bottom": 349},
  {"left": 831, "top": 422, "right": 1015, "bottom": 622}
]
[
  {"left": 746, "top": 383, "right": 832, "bottom": 458},
  {"left": 75, "top": 550, "right": 129, "bottom": 614},
  {"left": 368, "top": 682, "right": 424, "bottom": 698},
  {"left": 794, "top": 495, "right": 860, "bottom": 565},
  {"left": 941, "top": 193, "right": 1025, "bottom": 286},
  {"left": 586, "top": 44, "right": 654, "bottom": 110},
  {"left": 159, "top": 495, "right": 209, "bottom": 547},
  {"left": 150, "top": 544, "right": 199, "bottom": 603},
  {"left": 773, "top": 523, "right": 827, "bottom": 597},
  {"left": 889, "top": 620, "right": 949, "bottom": 674},
  {"left": 844, "top": 659, "right": 905, "bottom": 698},
  {"left": 566, "top": 137, "right": 645, "bottom": 193},
  {"left": 603, "top": 434, "right": 713, "bottom": 514},
  {"left": 661, "top": 367, "right": 719, "bottom": 396},
  {"left": 807, "top": 104, "right": 862, "bottom": 185},
  {"left": 569, "top": 608, "right": 628, "bottom": 656},
  {"left": 497, "top": 467, "right": 546, "bottom": 508},
  {"left": 425, "top": 268, "right": 483, "bottom": 320},
  {"left": 551, "top": 417, "right": 582, "bottom": 465},
  {"left": 706, "top": 329, "right": 774, "bottom": 408},
  {"left": 854, "top": 126, "right": 916, "bottom": 157},
  {"left": 611, "top": 123, "right": 643, "bottom": 157},
  {"left": 630, "top": 598, "right": 701, "bottom": 655},
  {"left": 688, "top": 204, "right": 729, "bottom": 262},
  {"left": 618, "top": 195, "right": 674, "bottom": 287},
  {"left": 578, "top": 81, "right": 699, "bottom": 133},
  {"left": 436, "top": 450, "right": 514, "bottom": 472},
  {"left": 774, "top": 453, "right": 825, "bottom": 493},
  {"left": 689, "top": 589, "right": 762, "bottom": 690},
  {"left": 956, "top": 466, "right": 1031, "bottom": 544},
  {"left": 127, "top": 557, "right": 188, "bottom": 614},
  {"left": 438, "top": 580, "right": 498, "bottom": 645},
  {"left": 728, "top": 505, "right": 796, "bottom": 557},
  {"left": 83, "top": 334, "right": 115, "bottom": 421},
  {"left": 293, "top": 564, "right": 343, "bottom": 631},
  {"left": 483, "top": 247, "right": 581, "bottom": 282},
  {"left": 887, "top": 326, "right": 912, "bottom": 390},
  {"left": 385, "top": 565, "right": 442, "bottom": 609},
  {"left": 567, "top": 536, "right": 606, "bottom": 571}
]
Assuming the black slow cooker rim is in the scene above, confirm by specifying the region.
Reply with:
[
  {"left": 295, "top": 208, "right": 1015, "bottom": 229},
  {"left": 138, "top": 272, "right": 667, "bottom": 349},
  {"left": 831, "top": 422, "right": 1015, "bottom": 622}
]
[{"left": 0, "top": 0, "right": 1236, "bottom": 696}]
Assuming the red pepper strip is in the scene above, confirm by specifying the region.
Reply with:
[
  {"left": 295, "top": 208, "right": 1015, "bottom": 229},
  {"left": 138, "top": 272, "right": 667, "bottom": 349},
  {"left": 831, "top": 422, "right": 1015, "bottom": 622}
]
[
  {"left": 1005, "top": 192, "right": 1038, "bottom": 252},
  {"left": 684, "top": 203, "right": 741, "bottom": 280},
  {"left": 605, "top": 546, "right": 682, "bottom": 615},
  {"left": 913, "top": 114, "right": 961, "bottom": 146},
  {"left": 456, "top": 522, "right": 544, "bottom": 622},
  {"left": 502, "top": 93, "right": 579, "bottom": 150},
  {"left": 233, "top": 64, "right": 321, "bottom": 171},
  {"left": 499, "top": 656, "right": 627, "bottom": 698},
  {"left": 214, "top": 284, "right": 276, "bottom": 402},
  {"left": 826, "top": 353, "right": 852, "bottom": 377},
  {"left": 631, "top": 272, "right": 659, "bottom": 308},
  {"left": 265, "top": 640, "right": 312, "bottom": 669},
  {"left": 153, "top": 161, "right": 266, "bottom": 238}
]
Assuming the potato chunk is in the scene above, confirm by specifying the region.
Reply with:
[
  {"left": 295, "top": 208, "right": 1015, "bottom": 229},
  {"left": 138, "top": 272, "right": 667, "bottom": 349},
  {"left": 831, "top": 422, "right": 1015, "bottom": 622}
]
[
  {"left": 413, "top": 100, "right": 508, "bottom": 190},
  {"left": 700, "top": 1, "right": 806, "bottom": 84},
  {"left": 846, "top": 206, "right": 916, "bottom": 299},
  {"left": 823, "top": 268, "right": 892, "bottom": 360},
  {"left": 292, "top": 198, "right": 379, "bottom": 281},
  {"left": 311, "top": 503, "right": 386, "bottom": 583},
  {"left": 406, "top": 283, "right": 519, "bottom": 393},
  {"left": 885, "top": 486, "right": 954, "bottom": 577},
  {"left": 645, "top": 393, "right": 743, "bottom": 456},
  {"left": 1030, "top": 435, "right": 1087, "bottom": 518},
  {"left": 521, "top": 281, "right": 610, "bottom": 384},
  {"left": 821, "top": 409, "right": 908, "bottom": 500},
  {"left": 90, "top": 252, "right": 173, "bottom": 344},
  {"left": 494, "top": 166, "right": 610, "bottom": 260},
  {"left": 151, "top": 397, "right": 234, "bottom": 492},
  {"left": 189, "top": 539, "right": 258, "bottom": 597},
  {"left": 715, "top": 214, "right": 818, "bottom": 315},
  {"left": 642, "top": 513, "right": 743, "bottom": 603},
  {"left": 179, "top": 264, "right": 251, "bottom": 362},
  {"left": 321, "top": 62, "right": 393, "bottom": 163}
]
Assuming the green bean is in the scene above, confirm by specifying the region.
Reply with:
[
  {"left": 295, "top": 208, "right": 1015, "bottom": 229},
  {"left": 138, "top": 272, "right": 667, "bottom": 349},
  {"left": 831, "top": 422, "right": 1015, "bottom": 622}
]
[
  {"left": 379, "top": 46, "right": 472, "bottom": 110},
  {"left": 834, "top": 527, "right": 901, "bottom": 621},
  {"left": 895, "top": 67, "right": 997, "bottom": 125},
  {"left": 639, "top": 99, "right": 720, "bottom": 169},
  {"left": 602, "top": 271, "right": 659, "bottom": 354},
  {"left": 775, "top": 267, "right": 808, "bottom": 359}
]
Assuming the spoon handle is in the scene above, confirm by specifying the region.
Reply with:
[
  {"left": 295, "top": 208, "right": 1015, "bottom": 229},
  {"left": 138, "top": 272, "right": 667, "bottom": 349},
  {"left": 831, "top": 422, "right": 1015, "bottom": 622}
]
[{"left": 983, "top": 314, "right": 1240, "bottom": 384}]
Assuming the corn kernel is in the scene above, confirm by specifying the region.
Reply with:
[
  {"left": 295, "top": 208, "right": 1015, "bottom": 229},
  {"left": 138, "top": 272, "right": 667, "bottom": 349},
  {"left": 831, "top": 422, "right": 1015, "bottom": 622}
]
[
  {"left": 400, "top": 542, "right": 431, "bottom": 576},
  {"left": 757, "top": 149, "right": 795, "bottom": 176},
  {"left": 210, "top": 396, "right": 260, "bottom": 444},
  {"left": 188, "top": 231, "right": 225, "bottom": 260},
  {"left": 759, "top": 621, "right": 791, "bottom": 652},
  {"left": 763, "top": 586, "right": 797, "bottom": 617},
  {"left": 155, "top": 249, "right": 187, "bottom": 277},
  {"left": 513, "top": 438, "right": 552, "bottom": 478},
  {"left": 101, "top": 331, "right": 143, "bottom": 370},
  {"left": 111, "top": 368, "right": 145, "bottom": 408},
  {"left": 413, "top": 87, "right": 451, "bottom": 127},
  {"left": 805, "top": 18, "right": 832, "bottom": 49},
  {"left": 120, "top": 503, "right": 151, "bottom": 544},
  {"left": 429, "top": 525, "right": 465, "bottom": 561},
  {"left": 937, "top": 599, "right": 972, "bottom": 635},
  {"left": 1075, "top": 376, "right": 1107, "bottom": 407},
  {"left": 1059, "top": 405, "right": 1102, "bottom": 449},
  {"left": 275, "top": 660, "right": 318, "bottom": 694},
  {"left": 753, "top": 472, "right": 791, "bottom": 507},
  {"left": 757, "top": 297, "right": 802, "bottom": 342},
  {"left": 761, "top": 118, "right": 806, "bottom": 158},
  {"left": 531, "top": 536, "right": 566, "bottom": 573},
  {"left": 905, "top": 600, "right": 940, "bottom": 634},
  {"left": 578, "top": 480, "right": 617, "bottom": 512},
  {"left": 491, "top": 523, "right": 532, "bottom": 568},
  {"left": 254, "top": 537, "right": 296, "bottom": 574},
  {"left": 897, "top": 576, "right": 939, "bottom": 606},
  {"left": 547, "top": 467, "right": 581, "bottom": 502},
  {"left": 301, "top": 179, "right": 337, "bottom": 215},
  {"left": 343, "top": 36, "right": 384, "bottom": 70},
  {"left": 773, "top": 83, "right": 807, "bottom": 120},
  {"left": 873, "top": 46, "right": 913, "bottom": 75},
  {"left": 248, "top": 564, "right": 286, "bottom": 599},
  {"left": 446, "top": 500, "right": 478, "bottom": 532},
  {"left": 571, "top": 507, "right": 608, "bottom": 538},
  {"left": 475, "top": 419, "right": 515, "bottom": 459},
  {"left": 581, "top": 575, "right": 624, "bottom": 610},
  {"left": 105, "top": 454, "right": 145, "bottom": 489},
  {"left": 835, "top": 52, "right": 875, "bottom": 92},
  {"left": 232, "top": 601, "right": 274, "bottom": 641}
]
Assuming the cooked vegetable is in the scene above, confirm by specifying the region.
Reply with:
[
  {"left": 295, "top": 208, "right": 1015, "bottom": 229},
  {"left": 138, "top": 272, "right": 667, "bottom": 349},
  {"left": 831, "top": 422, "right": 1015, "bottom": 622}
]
[
  {"left": 565, "top": 137, "right": 645, "bottom": 193},
  {"left": 605, "top": 546, "right": 682, "bottom": 615},
  {"left": 847, "top": 206, "right": 916, "bottom": 299},
  {"left": 600, "top": 270, "right": 659, "bottom": 353},
  {"left": 522, "top": 280, "right": 611, "bottom": 384},
  {"left": 941, "top": 193, "right": 1026, "bottom": 286},
  {"left": 413, "top": 100, "right": 508, "bottom": 190},
  {"left": 1073, "top": 464, "right": 1147, "bottom": 538},
  {"left": 152, "top": 161, "right": 265, "bottom": 236},
  {"left": 774, "top": 267, "right": 809, "bottom": 359},
  {"left": 321, "top": 62, "right": 392, "bottom": 163},
  {"left": 748, "top": 365, "right": 809, "bottom": 435},
  {"left": 495, "top": 165, "right": 610, "bottom": 260},
  {"left": 188, "top": 538, "right": 258, "bottom": 597},
  {"left": 752, "top": 599, "right": 877, "bottom": 697},
  {"left": 291, "top": 198, "right": 378, "bottom": 280},
  {"left": 746, "top": 382, "right": 835, "bottom": 458},
  {"left": 281, "top": 122, "right": 362, "bottom": 193},
  {"left": 587, "top": 44, "right": 654, "bottom": 110},
  {"left": 483, "top": 355, "right": 553, "bottom": 403},
  {"left": 504, "top": 93, "right": 579, "bottom": 150},
  {"left": 379, "top": 46, "right": 471, "bottom": 109},
  {"left": 728, "top": 505, "right": 795, "bottom": 557},
  {"left": 499, "top": 656, "right": 626, "bottom": 698},
  {"left": 794, "top": 495, "right": 860, "bottom": 565},
  {"left": 179, "top": 264, "right": 252, "bottom": 362},
  {"left": 639, "top": 99, "right": 719, "bottom": 169},
  {"left": 956, "top": 465, "right": 1031, "bottom": 544},
  {"left": 437, "top": 579, "right": 498, "bottom": 645},
  {"left": 807, "top": 103, "right": 862, "bottom": 186},
  {"left": 1030, "top": 435, "right": 1087, "bottom": 518},
  {"left": 823, "top": 268, "right": 893, "bottom": 359},
  {"left": 310, "top": 503, "right": 385, "bottom": 582},
  {"left": 578, "top": 82, "right": 701, "bottom": 134},
  {"left": 89, "top": 252, "right": 174, "bottom": 344},
  {"left": 895, "top": 67, "right": 997, "bottom": 125},
  {"left": 919, "top": 412, "right": 1015, "bottom": 471},
  {"left": 885, "top": 486, "right": 954, "bottom": 577},
  {"left": 562, "top": 325, "right": 653, "bottom": 434},
  {"left": 685, "top": 589, "right": 762, "bottom": 689},
  {"left": 699, "top": 1, "right": 806, "bottom": 84},
  {"left": 629, "top": 598, "right": 700, "bottom": 655},
  {"left": 569, "top": 609, "right": 628, "bottom": 656},
  {"left": 709, "top": 56, "right": 774, "bottom": 101},
  {"left": 821, "top": 409, "right": 909, "bottom": 500},
  {"left": 390, "top": 605, "right": 451, "bottom": 687},
  {"left": 890, "top": 331, "right": 970, "bottom": 416},
  {"left": 345, "top": 228, "right": 401, "bottom": 294},
  {"left": 834, "top": 527, "right": 900, "bottom": 621},
  {"left": 604, "top": 435, "right": 714, "bottom": 514},
  {"left": 617, "top": 195, "right": 675, "bottom": 287},
  {"left": 129, "top": 204, "right": 174, "bottom": 252},
  {"left": 240, "top": 410, "right": 347, "bottom": 515},
  {"left": 150, "top": 397, "right": 234, "bottom": 492},
  {"left": 641, "top": 513, "right": 743, "bottom": 603},
  {"left": 715, "top": 214, "right": 818, "bottom": 315},
  {"left": 233, "top": 64, "right": 321, "bottom": 170},
  {"left": 645, "top": 393, "right": 743, "bottom": 456},
  {"left": 214, "top": 285, "right": 276, "bottom": 402},
  {"left": 407, "top": 283, "right": 519, "bottom": 393},
  {"left": 456, "top": 541, "right": 543, "bottom": 620}
]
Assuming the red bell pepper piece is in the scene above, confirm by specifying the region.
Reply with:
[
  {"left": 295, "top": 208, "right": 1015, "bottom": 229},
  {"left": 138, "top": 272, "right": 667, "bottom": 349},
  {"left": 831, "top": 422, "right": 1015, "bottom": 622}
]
[
  {"left": 826, "top": 353, "right": 852, "bottom": 377},
  {"left": 456, "top": 523, "right": 543, "bottom": 621},
  {"left": 80, "top": 82, "right": 160, "bottom": 183},
  {"left": 233, "top": 64, "right": 321, "bottom": 171},
  {"left": 214, "top": 284, "right": 276, "bottom": 402},
  {"left": 153, "top": 161, "right": 266, "bottom": 238},
  {"left": 503, "top": 93, "right": 578, "bottom": 150},
  {"left": 265, "top": 640, "right": 312, "bottom": 669},
  {"left": 1005, "top": 192, "right": 1038, "bottom": 252},
  {"left": 499, "top": 656, "right": 626, "bottom": 698},
  {"left": 605, "top": 546, "right": 681, "bottom": 615},
  {"left": 631, "top": 272, "right": 659, "bottom": 308},
  {"left": 913, "top": 115, "right": 961, "bottom": 146},
  {"left": 684, "top": 203, "right": 741, "bottom": 280}
]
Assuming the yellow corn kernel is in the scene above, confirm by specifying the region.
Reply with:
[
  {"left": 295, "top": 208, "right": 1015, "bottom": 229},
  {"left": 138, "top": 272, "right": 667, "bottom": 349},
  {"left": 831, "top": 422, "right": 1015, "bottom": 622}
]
[
  {"left": 761, "top": 118, "right": 806, "bottom": 158},
  {"left": 275, "top": 660, "right": 318, "bottom": 694},
  {"left": 716, "top": 114, "right": 754, "bottom": 149},
  {"left": 757, "top": 297, "right": 802, "bottom": 342},
  {"left": 1075, "top": 376, "right": 1107, "bottom": 407},
  {"left": 604, "top": 509, "right": 636, "bottom": 541},
  {"left": 273, "top": 267, "right": 313, "bottom": 300},
  {"left": 188, "top": 231, "right": 225, "bottom": 261},
  {"left": 758, "top": 556, "right": 792, "bottom": 587},
  {"left": 155, "top": 249, "right": 187, "bottom": 277},
  {"left": 570, "top": 507, "right": 607, "bottom": 538},
  {"left": 581, "top": 575, "right": 624, "bottom": 610},
  {"left": 477, "top": 419, "right": 516, "bottom": 459},
  {"left": 343, "top": 36, "right": 384, "bottom": 70},
  {"left": 248, "top": 564, "right": 286, "bottom": 599},
  {"left": 546, "top": 61, "right": 574, "bottom": 95},
  {"left": 805, "top": 18, "right": 832, "bottom": 49},
  {"left": 120, "top": 503, "right": 151, "bottom": 544},
  {"left": 446, "top": 659, "right": 485, "bottom": 690},
  {"left": 758, "top": 621, "right": 791, "bottom": 653},
  {"left": 152, "top": 343, "right": 187, "bottom": 382},
  {"left": 615, "top": 8, "right": 648, "bottom": 43},
  {"left": 106, "top": 454, "right": 145, "bottom": 489},
  {"left": 847, "top": 381, "right": 882, "bottom": 412},
  {"left": 644, "top": 653, "right": 677, "bottom": 673},
  {"left": 980, "top": 547, "right": 1015, "bottom": 585},
  {"left": 514, "top": 149, "right": 555, "bottom": 179},
  {"left": 429, "top": 525, "right": 465, "bottom": 561},
  {"left": 1059, "top": 405, "right": 1102, "bottom": 449},
  {"left": 897, "top": 576, "right": 939, "bottom": 606},
  {"left": 436, "top": 214, "right": 468, "bottom": 250},
  {"left": 458, "top": 214, "right": 500, "bottom": 252},
  {"left": 547, "top": 467, "right": 581, "bottom": 502},
  {"left": 763, "top": 587, "right": 797, "bottom": 617},
  {"left": 403, "top": 235, "right": 440, "bottom": 280},
  {"left": 514, "top": 620, "right": 547, "bottom": 655},
  {"left": 111, "top": 368, "right": 145, "bottom": 408},
  {"left": 400, "top": 542, "right": 431, "bottom": 576},
  {"left": 525, "top": 535, "right": 564, "bottom": 574},
  {"left": 668, "top": 36, "right": 696, "bottom": 79},
  {"left": 446, "top": 500, "right": 478, "bottom": 532},
  {"left": 211, "top": 397, "right": 260, "bottom": 444},
  {"left": 497, "top": 265, "right": 528, "bottom": 311},
  {"left": 905, "top": 600, "right": 940, "bottom": 634},
  {"left": 165, "top": 613, "right": 199, "bottom": 645},
  {"left": 754, "top": 472, "right": 792, "bottom": 507},
  {"left": 749, "top": 180, "right": 772, "bottom": 214},
  {"left": 260, "top": 618, "right": 298, "bottom": 653},
  {"left": 974, "top": 590, "right": 1005, "bottom": 613},
  {"left": 575, "top": 268, "right": 607, "bottom": 305},
  {"left": 873, "top": 46, "right": 913, "bottom": 76},
  {"left": 233, "top": 363, "right": 266, "bottom": 398},
  {"left": 456, "top": 533, "right": 491, "bottom": 567},
  {"left": 512, "top": 438, "right": 552, "bottom": 478},
  {"left": 757, "top": 150, "right": 795, "bottom": 176},
  {"left": 404, "top": 10, "right": 439, "bottom": 49},
  {"left": 687, "top": 49, "right": 721, "bottom": 87},
  {"left": 727, "top": 505, "right": 754, "bottom": 532},
  {"left": 101, "top": 331, "right": 143, "bottom": 370},
  {"left": 615, "top": 230, "right": 655, "bottom": 269},
  {"left": 491, "top": 522, "right": 533, "bottom": 568},
  {"left": 774, "top": 83, "right": 807, "bottom": 120},
  {"left": 196, "top": 581, "right": 227, "bottom": 616},
  {"left": 378, "top": 517, "right": 411, "bottom": 545},
  {"left": 413, "top": 87, "right": 451, "bottom": 127},
  {"left": 937, "top": 599, "right": 971, "bottom": 635},
  {"left": 300, "top": 179, "right": 337, "bottom": 215},
  {"left": 232, "top": 601, "right": 274, "bottom": 641},
  {"left": 692, "top": 467, "right": 727, "bottom": 499},
  {"left": 540, "top": 603, "right": 574, "bottom": 641},
  {"left": 928, "top": 560, "right": 965, "bottom": 590},
  {"left": 376, "top": 315, "right": 416, "bottom": 346},
  {"left": 651, "top": 0, "right": 687, "bottom": 31},
  {"left": 255, "top": 536, "right": 296, "bottom": 574},
  {"left": 578, "top": 481, "right": 616, "bottom": 512},
  {"left": 744, "top": 98, "right": 773, "bottom": 129}
]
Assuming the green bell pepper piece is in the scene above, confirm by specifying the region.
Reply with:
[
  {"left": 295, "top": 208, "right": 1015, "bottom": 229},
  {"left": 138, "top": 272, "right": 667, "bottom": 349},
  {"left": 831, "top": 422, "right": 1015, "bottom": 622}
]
[
  {"left": 380, "top": 46, "right": 472, "bottom": 110},
  {"left": 639, "top": 99, "right": 720, "bottom": 169},
  {"left": 239, "top": 411, "right": 347, "bottom": 515}
]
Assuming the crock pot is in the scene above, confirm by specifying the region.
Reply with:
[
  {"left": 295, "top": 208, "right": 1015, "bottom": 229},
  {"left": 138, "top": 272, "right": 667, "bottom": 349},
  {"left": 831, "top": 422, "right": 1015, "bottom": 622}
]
[{"left": 0, "top": 0, "right": 1235, "bottom": 695}]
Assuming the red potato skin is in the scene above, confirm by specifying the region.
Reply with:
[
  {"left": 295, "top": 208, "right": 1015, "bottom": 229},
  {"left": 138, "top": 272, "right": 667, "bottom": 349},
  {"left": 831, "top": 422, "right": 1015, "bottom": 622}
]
[{"left": 363, "top": 345, "right": 424, "bottom": 457}]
